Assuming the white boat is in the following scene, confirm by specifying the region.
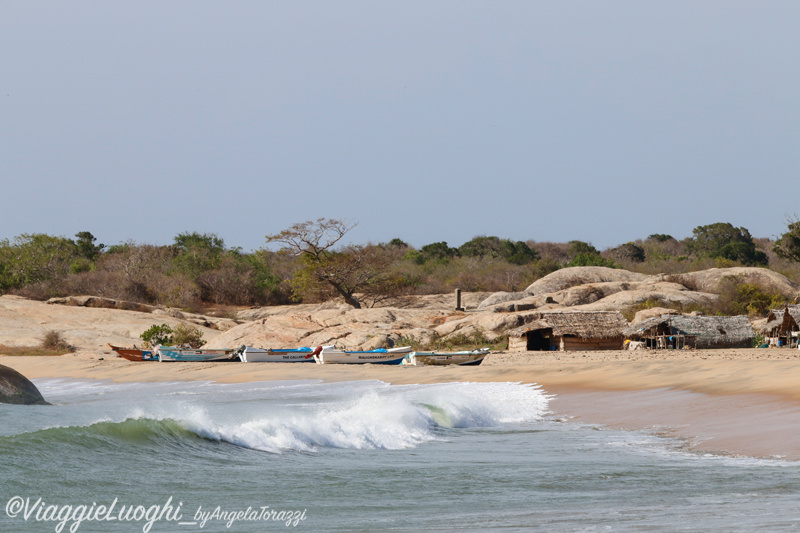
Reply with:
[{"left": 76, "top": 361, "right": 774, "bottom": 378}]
[
  {"left": 236, "top": 346, "right": 320, "bottom": 363},
  {"left": 314, "top": 345, "right": 411, "bottom": 365},
  {"left": 402, "top": 348, "right": 489, "bottom": 366},
  {"left": 156, "top": 346, "right": 238, "bottom": 362}
]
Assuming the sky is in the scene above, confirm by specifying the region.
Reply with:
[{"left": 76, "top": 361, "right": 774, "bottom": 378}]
[{"left": 1, "top": 1, "right": 798, "bottom": 253}]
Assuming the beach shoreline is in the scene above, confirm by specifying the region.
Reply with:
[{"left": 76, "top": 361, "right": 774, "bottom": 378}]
[{"left": 3, "top": 347, "right": 800, "bottom": 459}]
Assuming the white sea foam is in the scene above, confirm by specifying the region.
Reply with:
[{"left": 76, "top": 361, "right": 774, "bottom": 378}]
[
  {"left": 174, "top": 381, "right": 551, "bottom": 453},
  {"left": 24, "top": 379, "right": 550, "bottom": 453}
]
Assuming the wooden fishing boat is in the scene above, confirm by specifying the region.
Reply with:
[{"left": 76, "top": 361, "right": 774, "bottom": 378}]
[
  {"left": 156, "top": 346, "right": 238, "bottom": 362},
  {"left": 108, "top": 344, "right": 157, "bottom": 362},
  {"left": 314, "top": 345, "right": 411, "bottom": 365},
  {"left": 236, "top": 345, "right": 321, "bottom": 363},
  {"left": 402, "top": 348, "right": 489, "bottom": 366}
]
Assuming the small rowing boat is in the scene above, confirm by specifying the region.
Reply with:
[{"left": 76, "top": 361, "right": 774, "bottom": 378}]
[
  {"left": 236, "top": 346, "right": 321, "bottom": 363},
  {"left": 314, "top": 345, "right": 411, "bottom": 365},
  {"left": 108, "top": 344, "right": 157, "bottom": 362},
  {"left": 402, "top": 348, "right": 489, "bottom": 366},
  {"left": 156, "top": 346, "right": 238, "bottom": 362}
]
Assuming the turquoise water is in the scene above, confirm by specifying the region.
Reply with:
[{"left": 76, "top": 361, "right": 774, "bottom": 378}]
[{"left": 2, "top": 379, "right": 800, "bottom": 532}]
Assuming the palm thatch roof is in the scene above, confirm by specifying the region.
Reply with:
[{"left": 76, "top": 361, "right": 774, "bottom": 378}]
[
  {"left": 624, "top": 315, "right": 754, "bottom": 348},
  {"left": 510, "top": 311, "right": 629, "bottom": 339},
  {"left": 762, "top": 305, "right": 800, "bottom": 334}
]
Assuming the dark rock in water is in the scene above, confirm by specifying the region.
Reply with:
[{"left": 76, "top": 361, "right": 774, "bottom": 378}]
[{"left": 0, "top": 364, "right": 49, "bottom": 405}]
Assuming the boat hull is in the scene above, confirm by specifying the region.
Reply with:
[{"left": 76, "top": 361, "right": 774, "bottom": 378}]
[
  {"left": 157, "top": 346, "right": 237, "bottom": 362},
  {"left": 239, "top": 346, "right": 320, "bottom": 363},
  {"left": 108, "top": 344, "right": 157, "bottom": 362},
  {"left": 403, "top": 349, "right": 489, "bottom": 366},
  {"left": 315, "top": 346, "right": 411, "bottom": 365}
]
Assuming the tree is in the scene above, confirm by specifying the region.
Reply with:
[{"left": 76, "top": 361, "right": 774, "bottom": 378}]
[
  {"left": 266, "top": 218, "right": 383, "bottom": 308},
  {"left": 386, "top": 238, "right": 409, "bottom": 248},
  {"left": 564, "top": 240, "right": 617, "bottom": 268},
  {"left": 686, "top": 223, "right": 767, "bottom": 266},
  {"left": 459, "top": 236, "right": 502, "bottom": 259},
  {"left": 416, "top": 241, "right": 458, "bottom": 263},
  {"left": 171, "top": 232, "right": 225, "bottom": 278},
  {"left": 498, "top": 240, "right": 539, "bottom": 265},
  {"left": 774, "top": 218, "right": 800, "bottom": 262},
  {"left": 458, "top": 236, "right": 539, "bottom": 265},
  {"left": 73, "top": 231, "right": 104, "bottom": 261},
  {"left": 567, "top": 240, "right": 599, "bottom": 257},
  {"left": 0, "top": 233, "right": 76, "bottom": 290},
  {"left": 611, "top": 242, "right": 646, "bottom": 263}
]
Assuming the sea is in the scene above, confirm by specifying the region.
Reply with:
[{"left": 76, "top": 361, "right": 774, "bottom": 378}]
[{"left": 2, "top": 378, "right": 800, "bottom": 532}]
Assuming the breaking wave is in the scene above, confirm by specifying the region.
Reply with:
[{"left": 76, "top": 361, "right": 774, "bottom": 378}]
[{"left": 2, "top": 381, "right": 550, "bottom": 454}]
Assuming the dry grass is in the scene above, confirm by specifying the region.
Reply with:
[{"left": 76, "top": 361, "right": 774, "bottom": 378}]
[{"left": 0, "top": 344, "right": 68, "bottom": 356}]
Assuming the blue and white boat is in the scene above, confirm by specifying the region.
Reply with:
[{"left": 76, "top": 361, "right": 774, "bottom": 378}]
[
  {"left": 235, "top": 346, "right": 320, "bottom": 363},
  {"left": 156, "top": 346, "right": 238, "bottom": 362},
  {"left": 314, "top": 345, "right": 411, "bottom": 365}
]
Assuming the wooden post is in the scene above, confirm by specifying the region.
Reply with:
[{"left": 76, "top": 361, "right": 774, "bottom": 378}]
[{"left": 455, "top": 289, "right": 464, "bottom": 311}]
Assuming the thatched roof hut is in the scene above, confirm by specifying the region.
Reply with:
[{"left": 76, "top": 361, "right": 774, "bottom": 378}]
[
  {"left": 761, "top": 305, "right": 800, "bottom": 347},
  {"left": 624, "top": 315, "right": 754, "bottom": 349},
  {"left": 508, "top": 311, "right": 628, "bottom": 351}
]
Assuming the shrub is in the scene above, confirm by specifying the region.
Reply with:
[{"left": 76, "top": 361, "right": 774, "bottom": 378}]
[
  {"left": 396, "top": 330, "right": 506, "bottom": 351},
  {"left": 172, "top": 324, "right": 204, "bottom": 348},
  {"left": 529, "top": 241, "right": 571, "bottom": 263},
  {"left": 712, "top": 278, "right": 789, "bottom": 317},
  {"left": 40, "top": 331, "right": 75, "bottom": 353},
  {"left": 620, "top": 297, "right": 664, "bottom": 322},
  {"left": 140, "top": 324, "right": 174, "bottom": 349},
  {"left": 567, "top": 253, "right": 618, "bottom": 268}
]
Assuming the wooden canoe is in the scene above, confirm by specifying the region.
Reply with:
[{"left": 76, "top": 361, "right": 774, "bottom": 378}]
[{"left": 108, "top": 344, "right": 157, "bottom": 362}]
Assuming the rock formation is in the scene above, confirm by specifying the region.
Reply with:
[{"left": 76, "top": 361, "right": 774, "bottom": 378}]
[
  {"left": 0, "top": 364, "right": 49, "bottom": 405},
  {"left": 1, "top": 267, "right": 797, "bottom": 352}
]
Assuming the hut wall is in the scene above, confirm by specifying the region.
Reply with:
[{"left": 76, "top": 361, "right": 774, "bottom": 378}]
[
  {"left": 559, "top": 336, "right": 624, "bottom": 351},
  {"left": 694, "top": 337, "right": 752, "bottom": 350},
  {"left": 508, "top": 330, "right": 557, "bottom": 352},
  {"left": 508, "top": 335, "right": 527, "bottom": 352}
]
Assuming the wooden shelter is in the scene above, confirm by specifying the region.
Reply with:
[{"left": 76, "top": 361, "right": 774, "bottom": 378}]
[
  {"left": 624, "top": 315, "right": 754, "bottom": 349},
  {"left": 761, "top": 305, "right": 800, "bottom": 348},
  {"left": 508, "top": 311, "right": 628, "bottom": 351}
]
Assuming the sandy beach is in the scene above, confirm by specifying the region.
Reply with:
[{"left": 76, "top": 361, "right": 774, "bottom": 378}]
[{"left": 4, "top": 347, "right": 800, "bottom": 460}]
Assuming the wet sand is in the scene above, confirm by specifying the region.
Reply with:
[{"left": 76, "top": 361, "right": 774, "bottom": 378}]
[{"left": 3, "top": 347, "right": 800, "bottom": 459}]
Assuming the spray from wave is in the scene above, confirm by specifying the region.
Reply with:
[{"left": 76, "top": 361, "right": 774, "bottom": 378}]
[{"left": 4, "top": 380, "right": 550, "bottom": 454}]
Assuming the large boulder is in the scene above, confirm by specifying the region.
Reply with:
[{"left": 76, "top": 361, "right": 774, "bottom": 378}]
[
  {"left": 524, "top": 267, "right": 649, "bottom": 296},
  {"left": 666, "top": 268, "right": 800, "bottom": 296},
  {"left": 478, "top": 291, "right": 527, "bottom": 309},
  {"left": 631, "top": 306, "right": 682, "bottom": 324},
  {"left": 0, "top": 364, "right": 49, "bottom": 405}
]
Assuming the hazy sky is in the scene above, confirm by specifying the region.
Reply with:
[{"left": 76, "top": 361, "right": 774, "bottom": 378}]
[{"left": 2, "top": 1, "right": 798, "bottom": 252}]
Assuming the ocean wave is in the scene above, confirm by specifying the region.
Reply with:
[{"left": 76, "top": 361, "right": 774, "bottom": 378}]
[
  {"left": 3, "top": 381, "right": 550, "bottom": 454},
  {"left": 180, "top": 382, "right": 550, "bottom": 453},
  {"left": 0, "top": 417, "right": 206, "bottom": 454}
]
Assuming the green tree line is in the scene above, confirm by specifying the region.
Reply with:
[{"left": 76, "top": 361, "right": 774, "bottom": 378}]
[{"left": 0, "top": 219, "right": 798, "bottom": 311}]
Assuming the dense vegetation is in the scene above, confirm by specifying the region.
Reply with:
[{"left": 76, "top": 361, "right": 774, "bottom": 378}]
[{"left": 1, "top": 219, "right": 799, "bottom": 316}]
